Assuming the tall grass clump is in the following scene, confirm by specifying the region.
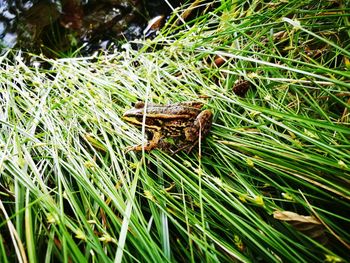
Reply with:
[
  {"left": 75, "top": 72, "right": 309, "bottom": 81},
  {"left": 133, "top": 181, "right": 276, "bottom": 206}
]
[{"left": 1, "top": 0, "right": 349, "bottom": 262}]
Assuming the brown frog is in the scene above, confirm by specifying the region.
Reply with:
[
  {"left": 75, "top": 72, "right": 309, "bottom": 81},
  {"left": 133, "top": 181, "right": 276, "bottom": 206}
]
[{"left": 123, "top": 101, "right": 212, "bottom": 153}]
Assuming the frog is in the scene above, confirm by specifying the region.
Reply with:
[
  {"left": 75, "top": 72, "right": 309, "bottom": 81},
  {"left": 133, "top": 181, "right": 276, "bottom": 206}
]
[{"left": 123, "top": 101, "right": 213, "bottom": 153}]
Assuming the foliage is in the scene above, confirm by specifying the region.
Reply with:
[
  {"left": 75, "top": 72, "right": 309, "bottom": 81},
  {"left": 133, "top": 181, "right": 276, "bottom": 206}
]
[{"left": 1, "top": 0, "right": 349, "bottom": 262}]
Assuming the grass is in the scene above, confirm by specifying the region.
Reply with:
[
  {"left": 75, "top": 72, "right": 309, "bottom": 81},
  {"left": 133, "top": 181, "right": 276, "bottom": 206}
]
[{"left": 1, "top": 0, "right": 350, "bottom": 262}]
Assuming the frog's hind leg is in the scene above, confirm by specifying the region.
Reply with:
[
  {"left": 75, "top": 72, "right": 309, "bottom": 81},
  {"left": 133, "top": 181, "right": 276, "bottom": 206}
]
[
  {"left": 195, "top": 110, "right": 213, "bottom": 137},
  {"left": 179, "top": 110, "right": 212, "bottom": 154}
]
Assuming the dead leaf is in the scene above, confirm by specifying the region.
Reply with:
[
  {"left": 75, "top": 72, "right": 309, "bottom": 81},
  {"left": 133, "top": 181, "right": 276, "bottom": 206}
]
[
  {"left": 232, "top": 80, "right": 251, "bottom": 97},
  {"left": 274, "top": 210, "right": 328, "bottom": 245},
  {"left": 273, "top": 211, "right": 321, "bottom": 224}
]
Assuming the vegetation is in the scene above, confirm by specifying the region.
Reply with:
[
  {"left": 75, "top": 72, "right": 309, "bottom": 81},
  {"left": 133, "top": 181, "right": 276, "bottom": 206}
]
[{"left": 1, "top": 0, "right": 349, "bottom": 262}]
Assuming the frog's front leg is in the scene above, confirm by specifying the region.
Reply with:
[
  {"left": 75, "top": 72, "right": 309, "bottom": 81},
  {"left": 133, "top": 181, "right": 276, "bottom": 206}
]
[{"left": 126, "top": 131, "right": 162, "bottom": 152}]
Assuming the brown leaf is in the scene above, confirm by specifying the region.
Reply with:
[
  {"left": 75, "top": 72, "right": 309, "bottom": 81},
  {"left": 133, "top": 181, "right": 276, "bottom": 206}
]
[
  {"left": 143, "top": 15, "right": 165, "bottom": 36},
  {"left": 214, "top": 55, "right": 227, "bottom": 67},
  {"left": 274, "top": 211, "right": 328, "bottom": 245},
  {"left": 232, "top": 80, "right": 251, "bottom": 97},
  {"left": 273, "top": 211, "right": 321, "bottom": 224}
]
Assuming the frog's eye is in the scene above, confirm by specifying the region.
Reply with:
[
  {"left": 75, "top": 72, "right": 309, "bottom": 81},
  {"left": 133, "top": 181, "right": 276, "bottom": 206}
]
[{"left": 134, "top": 101, "right": 145, "bottom": 109}]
